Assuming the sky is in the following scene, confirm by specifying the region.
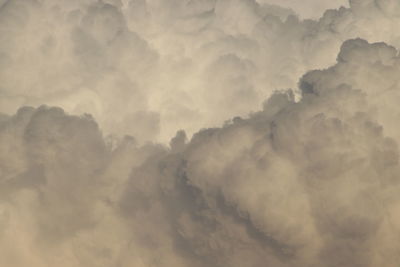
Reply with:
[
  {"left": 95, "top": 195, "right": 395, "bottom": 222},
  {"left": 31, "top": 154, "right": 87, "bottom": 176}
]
[{"left": 1, "top": 0, "right": 400, "bottom": 266}]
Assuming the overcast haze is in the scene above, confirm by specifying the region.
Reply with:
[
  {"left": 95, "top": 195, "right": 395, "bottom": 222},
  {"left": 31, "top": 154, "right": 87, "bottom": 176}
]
[{"left": 1, "top": 0, "right": 400, "bottom": 266}]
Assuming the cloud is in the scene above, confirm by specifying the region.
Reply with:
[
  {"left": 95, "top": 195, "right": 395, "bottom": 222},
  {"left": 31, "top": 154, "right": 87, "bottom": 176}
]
[
  {"left": 0, "top": 105, "right": 163, "bottom": 266},
  {"left": 4, "top": 0, "right": 400, "bottom": 143},
  {"left": 1, "top": 38, "right": 400, "bottom": 266},
  {"left": 118, "top": 38, "right": 400, "bottom": 266},
  {"left": 3, "top": 1, "right": 400, "bottom": 266}
]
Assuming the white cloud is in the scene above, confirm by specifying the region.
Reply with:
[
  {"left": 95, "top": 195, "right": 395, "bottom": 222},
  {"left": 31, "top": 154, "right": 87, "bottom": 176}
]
[{"left": 3, "top": 0, "right": 400, "bottom": 143}]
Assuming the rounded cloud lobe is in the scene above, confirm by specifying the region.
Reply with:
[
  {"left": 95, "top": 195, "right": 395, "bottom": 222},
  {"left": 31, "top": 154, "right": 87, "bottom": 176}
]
[
  {"left": 2, "top": 0, "right": 400, "bottom": 142},
  {"left": 2, "top": 0, "right": 400, "bottom": 266},
  {"left": 1, "top": 38, "right": 400, "bottom": 266}
]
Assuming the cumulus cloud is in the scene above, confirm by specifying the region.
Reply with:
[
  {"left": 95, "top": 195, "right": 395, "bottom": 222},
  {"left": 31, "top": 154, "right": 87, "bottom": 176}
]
[
  {"left": 118, "top": 38, "right": 400, "bottom": 266},
  {"left": 2, "top": 37, "right": 400, "bottom": 266},
  {"left": 3, "top": 0, "right": 400, "bottom": 266},
  {"left": 4, "top": 0, "right": 400, "bottom": 143},
  {"left": 0, "top": 105, "right": 161, "bottom": 266}
]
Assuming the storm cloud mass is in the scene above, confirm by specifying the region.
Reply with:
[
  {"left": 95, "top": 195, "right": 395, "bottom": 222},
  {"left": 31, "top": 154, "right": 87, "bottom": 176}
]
[{"left": 1, "top": 0, "right": 400, "bottom": 266}]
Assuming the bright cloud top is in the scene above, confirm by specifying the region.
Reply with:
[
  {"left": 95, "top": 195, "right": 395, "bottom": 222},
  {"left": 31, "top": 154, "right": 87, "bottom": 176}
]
[{"left": 1, "top": 0, "right": 400, "bottom": 142}]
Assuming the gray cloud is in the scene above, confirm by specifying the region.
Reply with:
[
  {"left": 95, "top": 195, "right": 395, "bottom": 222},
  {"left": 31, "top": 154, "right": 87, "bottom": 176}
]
[
  {"left": 118, "top": 38, "right": 400, "bottom": 266},
  {"left": 3, "top": 0, "right": 400, "bottom": 266},
  {"left": 1, "top": 38, "right": 400, "bottom": 266}
]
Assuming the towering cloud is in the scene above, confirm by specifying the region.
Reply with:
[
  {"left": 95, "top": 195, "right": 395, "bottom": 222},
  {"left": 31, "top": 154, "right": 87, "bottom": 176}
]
[
  {"left": 117, "top": 38, "right": 400, "bottom": 267},
  {"left": 3, "top": 0, "right": 400, "bottom": 143},
  {"left": 1, "top": 37, "right": 400, "bottom": 266},
  {"left": 2, "top": 0, "right": 400, "bottom": 266}
]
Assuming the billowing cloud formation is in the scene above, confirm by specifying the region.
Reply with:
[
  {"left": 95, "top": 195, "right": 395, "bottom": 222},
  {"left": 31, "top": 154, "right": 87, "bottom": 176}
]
[
  {"left": 4, "top": 0, "right": 400, "bottom": 143},
  {"left": 1, "top": 38, "right": 400, "bottom": 266}
]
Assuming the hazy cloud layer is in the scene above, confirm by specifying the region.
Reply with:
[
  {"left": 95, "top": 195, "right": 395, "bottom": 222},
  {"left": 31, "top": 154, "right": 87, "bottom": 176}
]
[
  {"left": 1, "top": 38, "right": 400, "bottom": 266},
  {"left": 3, "top": 0, "right": 400, "bottom": 142}
]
